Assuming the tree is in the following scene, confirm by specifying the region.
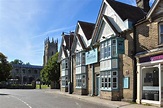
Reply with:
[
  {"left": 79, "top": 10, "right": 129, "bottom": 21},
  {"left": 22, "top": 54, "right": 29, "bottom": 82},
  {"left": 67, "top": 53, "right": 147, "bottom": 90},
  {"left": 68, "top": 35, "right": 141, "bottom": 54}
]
[
  {"left": 41, "top": 52, "right": 60, "bottom": 83},
  {"left": 10, "top": 59, "right": 23, "bottom": 65},
  {"left": 0, "top": 52, "right": 12, "bottom": 81},
  {"left": 10, "top": 59, "right": 30, "bottom": 65}
]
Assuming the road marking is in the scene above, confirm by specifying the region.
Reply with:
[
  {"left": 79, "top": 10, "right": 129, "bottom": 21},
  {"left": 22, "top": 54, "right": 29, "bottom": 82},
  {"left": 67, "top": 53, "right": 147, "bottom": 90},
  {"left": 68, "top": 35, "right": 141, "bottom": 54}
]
[{"left": 10, "top": 95, "right": 32, "bottom": 108}]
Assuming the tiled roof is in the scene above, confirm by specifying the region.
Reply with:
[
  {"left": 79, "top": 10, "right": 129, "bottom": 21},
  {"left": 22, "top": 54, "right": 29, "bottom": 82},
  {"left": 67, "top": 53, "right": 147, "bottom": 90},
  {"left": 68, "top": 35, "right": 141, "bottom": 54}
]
[
  {"left": 78, "top": 21, "right": 95, "bottom": 40},
  {"left": 106, "top": 0, "right": 146, "bottom": 22},
  {"left": 64, "top": 34, "right": 74, "bottom": 50},
  {"left": 12, "top": 64, "right": 43, "bottom": 69},
  {"left": 76, "top": 34, "right": 86, "bottom": 49}
]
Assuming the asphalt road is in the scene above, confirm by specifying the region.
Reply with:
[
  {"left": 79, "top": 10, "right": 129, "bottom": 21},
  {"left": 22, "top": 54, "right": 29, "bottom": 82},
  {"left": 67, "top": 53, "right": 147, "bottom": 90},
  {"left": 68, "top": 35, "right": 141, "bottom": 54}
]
[{"left": 0, "top": 89, "right": 110, "bottom": 108}]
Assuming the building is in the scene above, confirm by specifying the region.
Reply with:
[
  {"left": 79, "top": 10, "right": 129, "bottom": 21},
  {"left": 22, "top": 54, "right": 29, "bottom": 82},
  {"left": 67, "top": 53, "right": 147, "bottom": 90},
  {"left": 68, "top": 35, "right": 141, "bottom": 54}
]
[
  {"left": 43, "top": 37, "right": 58, "bottom": 66},
  {"left": 58, "top": 0, "right": 163, "bottom": 107},
  {"left": 71, "top": 21, "right": 95, "bottom": 95},
  {"left": 10, "top": 64, "right": 43, "bottom": 84},
  {"left": 58, "top": 32, "right": 74, "bottom": 92},
  {"left": 135, "top": 0, "right": 163, "bottom": 106}
]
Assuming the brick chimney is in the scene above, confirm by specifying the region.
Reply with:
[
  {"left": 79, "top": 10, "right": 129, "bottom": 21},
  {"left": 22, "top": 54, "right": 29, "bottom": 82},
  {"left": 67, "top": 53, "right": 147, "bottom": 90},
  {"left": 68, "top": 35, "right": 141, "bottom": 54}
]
[{"left": 136, "top": 0, "right": 150, "bottom": 12}]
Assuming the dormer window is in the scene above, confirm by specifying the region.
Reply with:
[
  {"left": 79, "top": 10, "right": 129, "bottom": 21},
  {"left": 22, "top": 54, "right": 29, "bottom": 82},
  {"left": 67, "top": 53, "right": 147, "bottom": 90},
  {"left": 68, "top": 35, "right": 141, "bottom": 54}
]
[{"left": 159, "top": 23, "right": 163, "bottom": 44}]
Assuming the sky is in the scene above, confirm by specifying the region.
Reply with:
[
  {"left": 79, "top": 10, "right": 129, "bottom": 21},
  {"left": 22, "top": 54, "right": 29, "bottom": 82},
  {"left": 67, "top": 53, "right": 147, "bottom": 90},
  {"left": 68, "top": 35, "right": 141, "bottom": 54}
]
[{"left": 0, "top": 0, "right": 155, "bottom": 66}]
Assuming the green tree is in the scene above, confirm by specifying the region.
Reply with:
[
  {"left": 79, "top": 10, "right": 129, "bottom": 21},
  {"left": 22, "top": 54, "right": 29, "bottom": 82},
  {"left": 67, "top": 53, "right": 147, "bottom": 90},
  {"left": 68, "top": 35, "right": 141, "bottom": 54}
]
[
  {"left": 41, "top": 52, "right": 60, "bottom": 83},
  {"left": 10, "top": 59, "right": 23, "bottom": 65},
  {"left": 0, "top": 52, "right": 12, "bottom": 81}
]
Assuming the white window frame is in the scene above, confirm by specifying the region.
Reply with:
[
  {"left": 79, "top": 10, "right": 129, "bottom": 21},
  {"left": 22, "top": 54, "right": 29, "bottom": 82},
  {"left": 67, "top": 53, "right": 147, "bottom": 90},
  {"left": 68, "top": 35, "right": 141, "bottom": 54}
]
[
  {"left": 101, "top": 71, "right": 111, "bottom": 90},
  {"left": 61, "top": 76, "right": 68, "bottom": 87},
  {"left": 62, "top": 59, "right": 68, "bottom": 70},
  {"left": 112, "top": 39, "right": 117, "bottom": 57},
  {"left": 159, "top": 23, "right": 163, "bottom": 44},
  {"left": 100, "top": 40, "right": 111, "bottom": 61},
  {"left": 75, "top": 74, "right": 86, "bottom": 88},
  {"left": 76, "top": 52, "right": 85, "bottom": 66}
]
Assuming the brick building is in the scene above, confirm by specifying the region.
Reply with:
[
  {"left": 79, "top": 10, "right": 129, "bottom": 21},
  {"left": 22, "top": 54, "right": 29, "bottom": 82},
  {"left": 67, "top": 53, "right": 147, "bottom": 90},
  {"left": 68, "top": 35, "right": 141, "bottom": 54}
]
[
  {"left": 58, "top": 0, "right": 163, "bottom": 107},
  {"left": 135, "top": 0, "right": 163, "bottom": 107}
]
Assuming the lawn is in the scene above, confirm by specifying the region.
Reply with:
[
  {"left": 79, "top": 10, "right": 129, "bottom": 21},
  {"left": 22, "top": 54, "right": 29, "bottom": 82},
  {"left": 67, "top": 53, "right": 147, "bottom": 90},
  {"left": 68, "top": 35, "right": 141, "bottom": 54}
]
[{"left": 36, "top": 84, "right": 50, "bottom": 89}]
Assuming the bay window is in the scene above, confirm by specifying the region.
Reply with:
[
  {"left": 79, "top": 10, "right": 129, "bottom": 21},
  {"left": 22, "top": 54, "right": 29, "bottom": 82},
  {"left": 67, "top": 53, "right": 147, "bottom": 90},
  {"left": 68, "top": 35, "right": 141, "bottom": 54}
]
[
  {"left": 76, "top": 74, "right": 86, "bottom": 88},
  {"left": 101, "top": 71, "right": 118, "bottom": 90},
  {"left": 100, "top": 39, "right": 117, "bottom": 60},
  {"left": 76, "top": 52, "right": 85, "bottom": 66},
  {"left": 62, "top": 76, "right": 68, "bottom": 87}
]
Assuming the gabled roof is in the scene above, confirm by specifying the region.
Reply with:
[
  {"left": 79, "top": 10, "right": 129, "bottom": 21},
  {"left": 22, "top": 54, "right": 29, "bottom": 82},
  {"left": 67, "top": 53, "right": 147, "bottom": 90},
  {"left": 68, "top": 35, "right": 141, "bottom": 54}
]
[
  {"left": 64, "top": 34, "right": 74, "bottom": 50},
  {"left": 106, "top": 0, "right": 146, "bottom": 22},
  {"left": 78, "top": 21, "right": 95, "bottom": 40},
  {"left": 76, "top": 34, "right": 86, "bottom": 49},
  {"left": 103, "top": 15, "right": 119, "bottom": 35},
  {"left": 146, "top": 0, "right": 160, "bottom": 19}
]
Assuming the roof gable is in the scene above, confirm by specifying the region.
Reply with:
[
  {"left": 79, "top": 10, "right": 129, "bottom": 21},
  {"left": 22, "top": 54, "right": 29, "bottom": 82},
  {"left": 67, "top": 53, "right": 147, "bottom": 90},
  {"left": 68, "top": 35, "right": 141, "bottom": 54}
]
[
  {"left": 106, "top": 0, "right": 145, "bottom": 22},
  {"left": 78, "top": 21, "right": 95, "bottom": 40},
  {"left": 147, "top": 0, "right": 162, "bottom": 19}
]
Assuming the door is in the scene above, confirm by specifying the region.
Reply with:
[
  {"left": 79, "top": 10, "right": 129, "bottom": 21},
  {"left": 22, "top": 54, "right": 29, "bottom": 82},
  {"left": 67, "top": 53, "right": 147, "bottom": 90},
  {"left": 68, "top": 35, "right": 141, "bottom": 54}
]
[{"left": 96, "top": 75, "right": 100, "bottom": 96}]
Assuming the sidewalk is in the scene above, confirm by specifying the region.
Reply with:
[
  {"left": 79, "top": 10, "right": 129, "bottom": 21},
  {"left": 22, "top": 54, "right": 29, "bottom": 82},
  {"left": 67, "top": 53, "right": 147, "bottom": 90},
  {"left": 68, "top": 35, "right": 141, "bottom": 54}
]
[{"left": 45, "top": 89, "right": 158, "bottom": 108}]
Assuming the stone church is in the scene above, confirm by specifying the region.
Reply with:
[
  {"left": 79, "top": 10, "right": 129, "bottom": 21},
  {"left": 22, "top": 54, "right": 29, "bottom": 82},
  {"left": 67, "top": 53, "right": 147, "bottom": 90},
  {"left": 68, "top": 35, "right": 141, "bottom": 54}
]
[{"left": 43, "top": 37, "right": 58, "bottom": 65}]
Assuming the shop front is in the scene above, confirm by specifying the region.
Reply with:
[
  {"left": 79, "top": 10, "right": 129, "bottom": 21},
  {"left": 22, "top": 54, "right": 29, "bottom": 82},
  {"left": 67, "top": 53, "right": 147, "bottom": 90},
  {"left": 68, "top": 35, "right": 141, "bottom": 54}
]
[{"left": 136, "top": 53, "right": 163, "bottom": 107}]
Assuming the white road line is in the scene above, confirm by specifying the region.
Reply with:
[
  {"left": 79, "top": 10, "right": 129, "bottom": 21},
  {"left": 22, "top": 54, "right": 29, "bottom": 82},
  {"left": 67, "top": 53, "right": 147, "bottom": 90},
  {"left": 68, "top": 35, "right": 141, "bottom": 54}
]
[{"left": 10, "top": 95, "right": 32, "bottom": 108}]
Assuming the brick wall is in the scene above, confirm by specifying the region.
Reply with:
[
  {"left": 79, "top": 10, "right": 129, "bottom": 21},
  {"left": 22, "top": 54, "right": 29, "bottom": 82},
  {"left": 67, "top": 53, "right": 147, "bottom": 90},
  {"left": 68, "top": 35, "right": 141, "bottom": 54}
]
[
  {"left": 121, "top": 31, "right": 135, "bottom": 101},
  {"left": 136, "top": 21, "right": 159, "bottom": 53}
]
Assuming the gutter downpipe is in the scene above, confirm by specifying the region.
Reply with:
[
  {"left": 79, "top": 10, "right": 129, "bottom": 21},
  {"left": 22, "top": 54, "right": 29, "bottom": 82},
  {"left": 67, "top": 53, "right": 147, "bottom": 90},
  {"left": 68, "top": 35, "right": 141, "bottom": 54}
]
[
  {"left": 91, "top": 64, "right": 94, "bottom": 96},
  {"left": 133, "top": 25, "right": 137, "bottom": 102}
]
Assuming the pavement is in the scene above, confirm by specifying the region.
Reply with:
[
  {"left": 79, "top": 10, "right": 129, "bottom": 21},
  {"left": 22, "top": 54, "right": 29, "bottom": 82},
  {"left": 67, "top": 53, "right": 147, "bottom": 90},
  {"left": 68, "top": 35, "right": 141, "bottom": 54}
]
[{"left": 45, "top": 89, "right": 158, "bottom": 108}]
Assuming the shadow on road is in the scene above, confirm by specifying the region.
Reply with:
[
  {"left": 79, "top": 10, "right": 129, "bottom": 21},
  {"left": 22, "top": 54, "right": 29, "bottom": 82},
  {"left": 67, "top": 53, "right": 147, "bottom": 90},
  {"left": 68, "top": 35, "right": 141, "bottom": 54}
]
[{"left": 0, "top": 93, "right": 9, "bottom": 95}]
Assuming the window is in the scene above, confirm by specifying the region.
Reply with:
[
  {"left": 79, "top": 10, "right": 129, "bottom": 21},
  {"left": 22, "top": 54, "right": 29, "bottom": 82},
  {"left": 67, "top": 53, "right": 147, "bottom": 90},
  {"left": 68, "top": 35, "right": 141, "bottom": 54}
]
[
  {"left": 62, "top": 76, "right": 68, "bottom": 87},
  {"left": 34, "top": 70, "right": 37, "bottom": 74},
  {"left": 76, "top": 52, "right": 85, "bottom": 66},
  {"left": 112, "top": 71, "right": 118, "bottom": 89},
  {"left": 76, "top": 74, "right": 86, "bottom": 88},
  {"left": 112, "top": 39, "right": 117, "bottom": 57},
  {"left": 15, "top": 69, "right": 19, "bottom": 74},
  {"left": 22, "top": 69, "right": 25, "bottom": 74},
  {"left": 159, "top": 24, "right": 163, "bottom": 44},
  {"left": 101, "top": 71, "right": 118, "bottom": 90},
  {"left": 100, "top": 39, "right": 117, "bottom": 60},
  {"left": 100, "top": 40, "right": 111, "bottom": 60},
  {"left": 28, "top": 70, "right": 31, "bottom": 74},
  {"left": 62, "top": 59, "right": 68, "bottom": 69},
  {"left": 76, "top": 53, "right": 81, "bottom": 66},
  {"left": 101, "top": 71, "right": 111, "bottom": 90}
]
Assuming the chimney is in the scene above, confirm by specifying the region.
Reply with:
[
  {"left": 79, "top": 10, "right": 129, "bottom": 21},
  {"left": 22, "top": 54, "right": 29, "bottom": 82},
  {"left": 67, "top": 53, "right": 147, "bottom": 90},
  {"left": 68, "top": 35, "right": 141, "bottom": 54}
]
[{"left": 136, "top": 0, "right": 150, "bottom": 12}]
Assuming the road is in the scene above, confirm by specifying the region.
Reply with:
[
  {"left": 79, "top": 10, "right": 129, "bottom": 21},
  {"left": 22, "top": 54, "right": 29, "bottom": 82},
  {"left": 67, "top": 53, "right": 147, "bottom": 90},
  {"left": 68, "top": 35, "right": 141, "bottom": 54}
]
[{"left": 0, "top": 89, "right": 110, "bottom": 108}]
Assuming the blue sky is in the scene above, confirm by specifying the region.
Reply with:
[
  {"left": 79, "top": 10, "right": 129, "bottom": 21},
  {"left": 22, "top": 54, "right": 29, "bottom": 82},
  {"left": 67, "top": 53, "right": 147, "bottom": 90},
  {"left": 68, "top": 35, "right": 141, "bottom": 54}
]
[{"left": 0, "top": 0, "right": 154, "bottom": 65}]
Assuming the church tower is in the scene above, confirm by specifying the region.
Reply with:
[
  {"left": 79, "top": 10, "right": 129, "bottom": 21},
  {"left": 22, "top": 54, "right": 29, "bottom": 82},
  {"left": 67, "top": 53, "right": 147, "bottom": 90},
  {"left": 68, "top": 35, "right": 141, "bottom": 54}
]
[{"left": 43, "top": 37, "right": 58, "bottom": 66}]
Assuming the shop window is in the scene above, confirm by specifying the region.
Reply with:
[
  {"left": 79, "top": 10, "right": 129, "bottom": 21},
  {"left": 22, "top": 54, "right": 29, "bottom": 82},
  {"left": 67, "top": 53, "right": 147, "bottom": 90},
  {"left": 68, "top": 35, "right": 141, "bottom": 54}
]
[
  {"left": 142, "top": 67, "right": 159, "bottom": 101},
  {"left": 159, "top": 23, "right": 163, "bottom": 44}
]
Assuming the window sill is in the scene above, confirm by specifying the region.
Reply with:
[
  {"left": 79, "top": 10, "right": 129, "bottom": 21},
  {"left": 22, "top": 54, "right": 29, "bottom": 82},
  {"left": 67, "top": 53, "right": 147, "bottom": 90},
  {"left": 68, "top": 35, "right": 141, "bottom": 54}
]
[{"left": 158, "top": 44, "right": 163, "bottom": 48}]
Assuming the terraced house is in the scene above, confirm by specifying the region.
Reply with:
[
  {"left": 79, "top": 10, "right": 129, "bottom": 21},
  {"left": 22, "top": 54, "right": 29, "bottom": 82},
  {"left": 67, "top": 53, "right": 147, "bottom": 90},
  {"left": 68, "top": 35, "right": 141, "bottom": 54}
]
[
  {"left": 135, "top": 0, "right": 163, "bottom": 107},
  {"left": 59, "top": 0, "right": 163, "bottom": 107}
]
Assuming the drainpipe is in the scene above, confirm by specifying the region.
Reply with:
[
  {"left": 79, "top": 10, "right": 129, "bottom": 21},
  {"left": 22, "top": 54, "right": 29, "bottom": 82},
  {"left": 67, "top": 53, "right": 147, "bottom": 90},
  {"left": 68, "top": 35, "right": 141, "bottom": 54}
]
[
  {"left": 91, "top": 64, "right": 94, "bottom": 96},
  {"left": 133, "top": 26, "right": 137, "bottom": 102}
]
